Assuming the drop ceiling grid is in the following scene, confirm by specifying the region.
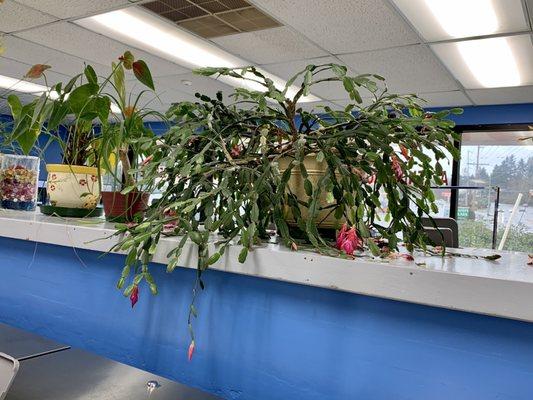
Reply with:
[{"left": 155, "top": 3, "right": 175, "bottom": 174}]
[
  {"left": 14, "top": 22, "right": 190, "bottom": 77},
  {"left": 0, "top": 0, "right": 531, "bottom": 108}
]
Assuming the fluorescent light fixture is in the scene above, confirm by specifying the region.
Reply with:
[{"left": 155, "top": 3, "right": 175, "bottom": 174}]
[
  {"left": 76, "top": 8, "right": 320, "bottom": 102},
  {"left": 0, "top": 74, "right": 121, "bottom": 113},
  {"left": 457, "top": 37, "right": 520, "bottom": 87},
  {"left": 0, "top": 74, "right": 50, "bottom": 95},
  {"left": 425, "top": 0, "right": 498, "bottom": 38},
  {"left": 391, "top": 0, "right": 528, "bottom": 41},
  {"left": 431, "top": 34, "right": 533, "bottom": 89}
]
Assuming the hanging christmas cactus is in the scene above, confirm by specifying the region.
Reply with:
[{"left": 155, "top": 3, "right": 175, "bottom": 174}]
[{"left": 109, "top": 63, "right": 462, "bottom": 357}]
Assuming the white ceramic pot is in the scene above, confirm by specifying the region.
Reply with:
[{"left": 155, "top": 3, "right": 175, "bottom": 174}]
[{"left": 46, "top": 164, "right": 100, "bottom": 209}]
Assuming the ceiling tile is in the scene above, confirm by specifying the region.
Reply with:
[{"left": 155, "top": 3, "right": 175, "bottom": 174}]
[
  {"left": 14, "top": 0, "right": 132, "bottom": 19},
  {"left": 338, "top": 45, "right": 459, "bottom": 93},
  {"left": 331, "top": 97, "right": 376, "bottom": 109},
  {"left": 15, "top": 22, "right": 190, "bottom": 77},
  {"left": 416, "top": 91, "right": 472, "bottom": 108},
  {"left": 153, "top": 73, "right": 236, "bottom": 99},
  {"left": 128, "top": 82, "right": 197, "bottom": 106},
  {"left": 466, "top": 86, "right": 533, "bottom": 105},
  {"left": 0, "top": 0, "right": 56, "bottom": 33},
  {"left": 261, "top": 56, "right": 357, "bottom": 100},
  {"left": 1, "top": 36, "right": 109, "bottom": 78},
  {"left": 211, "top": 26, "right": 327, "bottom": 64},
  {"left": 0, "top": 56, "right": 69, "bottom": 84},
  {"left": 249, "top": 0, "right": 419, "bottom": 53}
]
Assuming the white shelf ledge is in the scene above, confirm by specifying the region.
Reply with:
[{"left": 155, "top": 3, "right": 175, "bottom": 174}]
[{"left": 0, "top": 209, "right": 532, "bottom": 322}]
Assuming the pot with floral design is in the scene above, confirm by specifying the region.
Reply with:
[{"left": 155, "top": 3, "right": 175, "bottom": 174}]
[{"left": 46, "top": 164, "right": 100, "bottom": 209}]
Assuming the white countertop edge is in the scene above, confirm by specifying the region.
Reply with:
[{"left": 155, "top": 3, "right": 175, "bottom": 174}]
[{"left": 0, "top": 210, "right": 532, "bottom": 323}]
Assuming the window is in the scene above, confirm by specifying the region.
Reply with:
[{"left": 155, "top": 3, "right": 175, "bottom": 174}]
[{"left": 458, "top": 130, "right": 532, "bottom": 252}]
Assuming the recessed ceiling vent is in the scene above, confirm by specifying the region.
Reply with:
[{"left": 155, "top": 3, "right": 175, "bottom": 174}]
[{"left": 141, "top": 0, "right": 282, "bottom": 38}]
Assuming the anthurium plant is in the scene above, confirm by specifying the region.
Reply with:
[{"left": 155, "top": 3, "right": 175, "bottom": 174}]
[
  {"left": 2, "top": 52, "right": 159, "bottom": 177},
  {"left": 109, "top": 63, "right": 462, "bottom": 356}
]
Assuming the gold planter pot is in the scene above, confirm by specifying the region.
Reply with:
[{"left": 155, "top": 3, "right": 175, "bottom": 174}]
[{"left": 278, "top": 155, "right": 342, "bottom": 229}]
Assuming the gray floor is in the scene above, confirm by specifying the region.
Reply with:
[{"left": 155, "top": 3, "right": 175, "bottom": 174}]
[{"left": 0, "top": 323, "right": 219, "bottom": 400}]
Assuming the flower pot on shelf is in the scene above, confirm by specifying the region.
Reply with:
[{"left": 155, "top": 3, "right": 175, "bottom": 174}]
[
  {"left": 46, "top": 164, "right": 100, "bottom": 210},
  {"left": 0, "top": 154, "right": 40, "bottom": 211},
  {"left": 101, "top": 191, "right": 149, "bottom": 222},
  {"left": 278, "top": 154, "right": 343, "bottom": 230}
]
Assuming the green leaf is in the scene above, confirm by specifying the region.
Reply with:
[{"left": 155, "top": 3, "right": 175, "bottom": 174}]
[
  {"left": 132, "top": 60, "right": 155, "bottom": 90},
  {"left": 304, "top": 179, "right": 313, "bottom": 196},
  {"left": 206, "top": 252, "right": 221, "bottom": 266},
  {"left": 238, "top": 247, "right": 248, "bottom": 263},
  {"left": 7, "top": 95, "right": 22, "bottom": 120},
  {"left": 84, "top": 65, "right": 97, "bottom": 85},
  {"left": 68, "top": 83, "right": 98, "bottom": 115},
  {"left": 112, "top": 62, "right": 126, "bottom": 105},
  {"left": 95, "top": 96, "right": 111, "bottom": 123},
  {"left": 367, "top": 239, "right": 380, "bottom": 256}
]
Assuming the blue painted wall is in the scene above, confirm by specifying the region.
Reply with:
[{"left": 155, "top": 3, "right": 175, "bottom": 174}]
[{"left": 1, "top": 236, "right": 533, "bottom": 399}]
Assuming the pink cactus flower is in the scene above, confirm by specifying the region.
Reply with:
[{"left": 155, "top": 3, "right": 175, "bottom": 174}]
[
  {"left": 336, "top": 224, "right": 362, "bottom": 255},
  {"left": 188, "top": 340, "right": 195, "bottom": 361},
  {"left": 130, "top": 285, "right": 139, "bottom": 308},
  {"left": 141, "top": 155, "right": 153, "bottom": 166},
  {"left": 230, "top": 145, "right": 242, "bottom": 158},
  {"left": 391, "top": 155, "right": 404, "bottom": 182}
]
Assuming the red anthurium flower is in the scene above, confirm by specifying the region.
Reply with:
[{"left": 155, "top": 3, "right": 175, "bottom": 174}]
[
  {"left": 25, "top": 64, "right": 51, "bottom": 79},
  {"left": 188, "top": 340, "right": 195, "bottom": 361},
  {"left": 130, "top": 285, "right": 139, "bottom": 308},
  {"left": 119, "top": 51, "right": 134, "bottom": 70}
]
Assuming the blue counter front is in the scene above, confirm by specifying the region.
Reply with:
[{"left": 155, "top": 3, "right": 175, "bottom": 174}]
[{"left": 1, "top": 233, "right": 533, "bottom": 400}]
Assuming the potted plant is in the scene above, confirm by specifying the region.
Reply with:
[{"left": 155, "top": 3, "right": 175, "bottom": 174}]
[
  {"left": 3, "top": 64, "right": 106, "bottom": 215},
  {"left": 97, "top": 52, "right": 162, "bottom": 222},
  {"left": 109, "top": 63, "right": 461, "bottom": 356},
  {"left": 2, "top": 54, "right": 160, "bottom": 218}
]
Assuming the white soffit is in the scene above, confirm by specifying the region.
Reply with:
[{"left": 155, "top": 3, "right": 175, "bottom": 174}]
[
  {"left": 416, "top": 90, "right": 472, "bottom": 107},
  {"left": 463, "top": 130, "right": 533, "bottom": 145},
  {"left": 431, "top": 34, "right": 533, "bottom": 89},
  {"left": 391, "top": 0, "right": 529, "bottom": 42},
  {"left": 466, "top": 85, "right": 533, "bottom": 105}
]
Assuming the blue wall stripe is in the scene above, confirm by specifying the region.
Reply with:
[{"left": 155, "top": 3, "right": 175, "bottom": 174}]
[{"left": 1, "top": 237, "right": 533, "bottom": 399}]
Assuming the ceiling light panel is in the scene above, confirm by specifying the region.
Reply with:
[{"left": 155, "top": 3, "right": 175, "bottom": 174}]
[
  {"left": 76, "top": 7, "right": 319, "bottom": 102},
  {"left": 431, "top": 34, "right": 533, "bottom": 89},
  {"left": 391, "top": 0, "right": 528, "bottom": 41}
]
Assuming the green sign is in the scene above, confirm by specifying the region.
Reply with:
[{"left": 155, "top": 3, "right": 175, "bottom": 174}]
[{"left": 457, "top": 207, "right": 469, "bottom": 220}]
